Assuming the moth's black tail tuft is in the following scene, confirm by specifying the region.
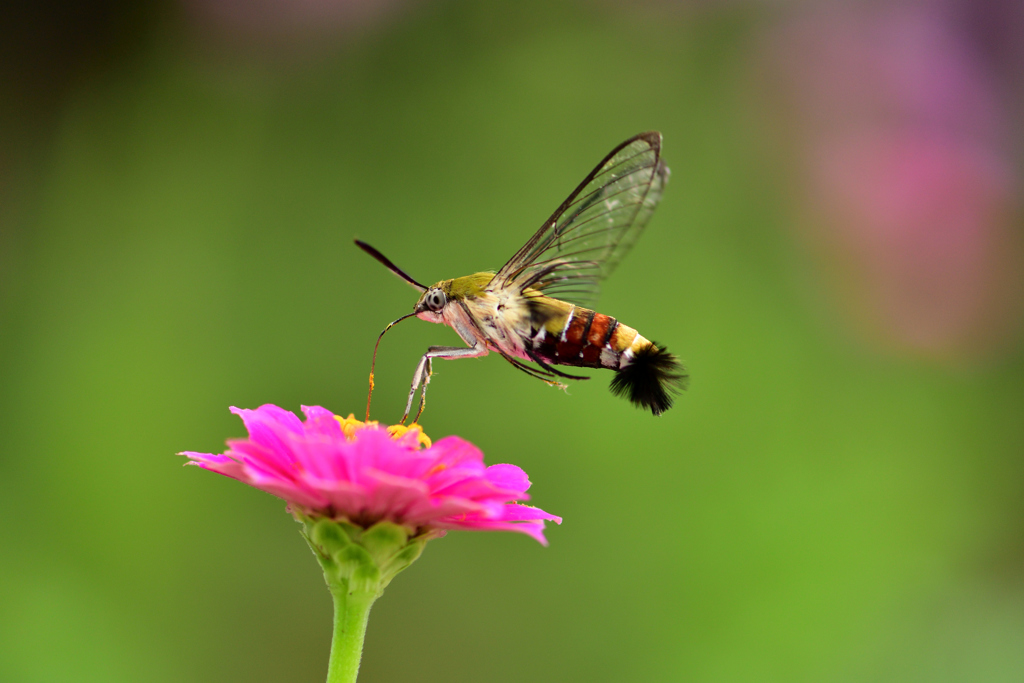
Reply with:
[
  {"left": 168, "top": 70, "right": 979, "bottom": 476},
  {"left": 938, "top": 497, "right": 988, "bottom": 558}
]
[{"left": 609, "top": 343, "right": 687, "bottom": 416}]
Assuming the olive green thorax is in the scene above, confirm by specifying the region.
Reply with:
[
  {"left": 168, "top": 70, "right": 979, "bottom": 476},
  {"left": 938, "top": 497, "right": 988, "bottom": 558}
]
[
  {"left": 438, "top": 272, "right": 495, "bottom": 300},
  {"left": 426, "top": 271, "right": 577, "bottom": 339}
]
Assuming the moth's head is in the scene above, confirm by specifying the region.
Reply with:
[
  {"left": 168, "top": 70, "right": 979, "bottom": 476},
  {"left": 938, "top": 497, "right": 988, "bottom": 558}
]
[
  {"left": 414, "top": 282, "right": 449, "bottom": 322},
  {"left": 413, "top": 273, "right": 491, "bottom": 321}
]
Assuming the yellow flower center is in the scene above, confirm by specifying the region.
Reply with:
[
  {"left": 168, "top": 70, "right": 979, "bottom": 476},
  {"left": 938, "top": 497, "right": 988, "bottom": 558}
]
[{"left": 334, "top": 414, "right": 432, "bottom": 449}]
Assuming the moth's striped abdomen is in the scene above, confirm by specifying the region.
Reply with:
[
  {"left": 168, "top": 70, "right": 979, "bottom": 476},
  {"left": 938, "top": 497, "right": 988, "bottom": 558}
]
[
  {"left": 536, "top": 307, "right": 619, "bottom": 369},
  {"left": 529, "top": 302, "right": 686, "bottom": 415}
]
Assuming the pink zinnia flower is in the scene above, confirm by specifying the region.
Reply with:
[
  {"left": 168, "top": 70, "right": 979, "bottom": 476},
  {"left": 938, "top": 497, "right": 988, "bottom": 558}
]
[{"left": 182, "top": 404, "right": 561, "bottom": 544}]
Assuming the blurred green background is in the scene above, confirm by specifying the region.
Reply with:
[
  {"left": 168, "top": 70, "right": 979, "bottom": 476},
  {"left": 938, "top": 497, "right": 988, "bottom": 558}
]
[{"left": 3, "top": 1, "right": 1024, "bottom": 681}]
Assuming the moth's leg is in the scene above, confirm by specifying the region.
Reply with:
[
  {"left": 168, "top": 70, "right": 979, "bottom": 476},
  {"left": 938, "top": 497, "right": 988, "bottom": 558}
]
[
  {"left": 402, "top": 344, "right": 488, "bottom": 423},
  {"left": 411, "top": 357, "right": 432, "bottom": 424},
  {"left": 498, "top": 352, "right": 567, "bottom": 389}
]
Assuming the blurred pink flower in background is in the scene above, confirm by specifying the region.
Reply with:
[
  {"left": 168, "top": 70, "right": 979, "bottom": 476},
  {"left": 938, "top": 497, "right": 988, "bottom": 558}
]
[
  {"left": 183, "top": 405, "right": 561, "bottom": 544},
  {"left": 766, "top": 2, "right": 1024, "bottom": 360}
]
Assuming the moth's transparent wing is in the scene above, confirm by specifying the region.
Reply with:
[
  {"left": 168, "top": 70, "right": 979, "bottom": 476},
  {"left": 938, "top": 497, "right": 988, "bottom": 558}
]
[{"left": 494, "top": 132, "right": 669, "bottom": 310}]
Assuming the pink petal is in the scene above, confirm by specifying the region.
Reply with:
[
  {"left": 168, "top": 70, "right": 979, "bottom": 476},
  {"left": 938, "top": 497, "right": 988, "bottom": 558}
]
[
  {"left": 428, "top": 436, "right": 486, "bottom": 468},
  {"left": 299, "top": 405, "right": 346, "bottom": 440},
  {"left": 484, "top": 463, "right": 532, "bottom": 495},
  {"left": 229, "top": 405, "right": 302, "bottom": 458},
  {"left": 494, "top": 503, "right": 562, "bottom": 523},
  {"left": 360, "top": 468, "right": 433, "bottom": 521},
  {"left": 437, "top": 518, "right": 553, "bottom": 546}
]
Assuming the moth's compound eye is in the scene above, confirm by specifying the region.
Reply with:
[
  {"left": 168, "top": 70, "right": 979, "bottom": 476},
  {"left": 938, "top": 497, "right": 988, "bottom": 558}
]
[{"left": 426, "top": 289, "right": 446, "bottom": 312}]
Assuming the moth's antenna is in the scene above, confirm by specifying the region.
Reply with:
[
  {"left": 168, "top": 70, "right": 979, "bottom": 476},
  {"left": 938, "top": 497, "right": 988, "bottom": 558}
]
[
  {"left": 366, "top": 313, "right": 418, "bottom": 421},
  {"left": 355, "top": 240, "right": 427, "bottom": 292}
]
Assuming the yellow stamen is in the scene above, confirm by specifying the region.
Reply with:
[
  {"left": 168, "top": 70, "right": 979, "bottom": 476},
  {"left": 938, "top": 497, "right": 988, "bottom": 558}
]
[
  {"left": 335, "top": 413, "right": 376, "bottom": 440},
  {"left": 334, "top": 413, "right": 432, "bottom": 449},
  {"left": 386, "top": 423, "right": 432, "bottom": 449}
]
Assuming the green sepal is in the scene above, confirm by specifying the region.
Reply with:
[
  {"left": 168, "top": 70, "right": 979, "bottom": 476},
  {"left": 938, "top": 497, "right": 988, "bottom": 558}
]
[{"left": 298, "top": 515, "right": 436, "bottom": 598}]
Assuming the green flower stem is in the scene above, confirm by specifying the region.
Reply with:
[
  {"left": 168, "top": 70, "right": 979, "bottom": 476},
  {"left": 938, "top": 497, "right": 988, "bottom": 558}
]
[
  {"left": 326, "top": 589, "right": 376, "bottom": 683},
  {"left": 300, "top": 516, "right": 434, "bottom": 683}
]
